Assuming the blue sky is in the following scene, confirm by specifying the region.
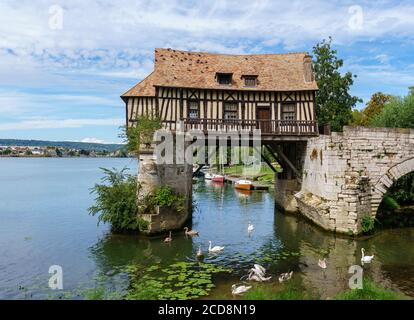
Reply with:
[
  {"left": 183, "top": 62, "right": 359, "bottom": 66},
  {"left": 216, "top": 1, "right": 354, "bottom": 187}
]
[{"left": 0, "top": 0, "right": 413, "bottom": 143}]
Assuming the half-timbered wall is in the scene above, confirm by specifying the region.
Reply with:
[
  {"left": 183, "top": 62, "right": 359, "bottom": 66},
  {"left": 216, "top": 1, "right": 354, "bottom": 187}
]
[{"left": 126, "top": 87, "right": 316, "bottom": 128}]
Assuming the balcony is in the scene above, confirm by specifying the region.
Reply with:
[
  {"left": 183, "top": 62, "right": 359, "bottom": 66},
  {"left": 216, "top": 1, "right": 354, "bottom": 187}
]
[{"left": 161, "top": 118, "right": 318, "bottom": 138}]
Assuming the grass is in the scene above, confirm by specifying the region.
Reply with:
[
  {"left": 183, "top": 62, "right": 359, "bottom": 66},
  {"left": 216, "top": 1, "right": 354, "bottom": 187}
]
[
  {"left": 335, "top": 278, "right": 406, "bottom": 300},
  {"left": 223, "top": 164, "right": 280, "bottom": 184},
  {"left": 243, "top": 279, "right": 320, "bottom": 300}
]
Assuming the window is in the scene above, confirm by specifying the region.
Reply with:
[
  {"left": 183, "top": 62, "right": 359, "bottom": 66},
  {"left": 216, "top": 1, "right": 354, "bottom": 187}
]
[
  {"left": 216, "top": 73, "right": 232, "bottom": 85},
  {"left": 188, "top": 100, "right": 199, "bottom": 119},
  {"left": 282, "top": 103, "right": 296, "bottom": 121},
  {"left": 243, "top": 76, "right": 257, "bottom": 87},
  {"left": 224, "top": 102, "right": 238, "bottom": 120}
]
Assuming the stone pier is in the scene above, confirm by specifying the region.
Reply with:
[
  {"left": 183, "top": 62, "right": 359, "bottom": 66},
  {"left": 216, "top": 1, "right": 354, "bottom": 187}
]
[{"left": 137, "top": 145, "right": 193, "bottom": 235}]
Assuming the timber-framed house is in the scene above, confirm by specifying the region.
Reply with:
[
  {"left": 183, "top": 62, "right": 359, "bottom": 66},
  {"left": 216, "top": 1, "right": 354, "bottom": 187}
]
[{"left": 121, "top": 48, "right": 318, "bottom": 140}]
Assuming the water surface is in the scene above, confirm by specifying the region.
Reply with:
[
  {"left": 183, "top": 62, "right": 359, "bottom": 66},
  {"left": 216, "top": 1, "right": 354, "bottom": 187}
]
[{"left": 0, "top": 158, "right": 413, "bottom": 299}]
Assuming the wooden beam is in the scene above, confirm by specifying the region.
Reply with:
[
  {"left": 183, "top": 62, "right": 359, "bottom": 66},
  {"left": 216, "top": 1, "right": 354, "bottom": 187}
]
[
  {"left": 274, "top": 145, "right": 302, "bottom": 183},
  {"left": 253, "top": 146, "right": 278, "bottom": 173}
]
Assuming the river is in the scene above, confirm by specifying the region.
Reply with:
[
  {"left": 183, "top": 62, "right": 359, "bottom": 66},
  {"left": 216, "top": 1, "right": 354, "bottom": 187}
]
[{"left": 0, "top": 158, "right": 413, "bottom": 299}]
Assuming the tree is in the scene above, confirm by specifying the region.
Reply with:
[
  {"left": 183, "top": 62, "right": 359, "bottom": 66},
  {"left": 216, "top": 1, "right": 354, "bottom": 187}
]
[
  {"left": 312, "top": 37, "right": 362, "bottom": 131},
  {"left": 369, "top": 93, "right": 414, "bottom": 129},
  {"left": 351, "top": 92, "right": 391, "bottom": 126}
]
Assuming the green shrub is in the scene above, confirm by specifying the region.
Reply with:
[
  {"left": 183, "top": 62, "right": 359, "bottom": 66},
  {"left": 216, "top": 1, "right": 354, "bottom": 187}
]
[
  {"left": 335, "top": 278, "right": 405, "bottom": 300},
  {"left": 369, "top": 94, "right": 414, "bottom": 129},
  {"left": 119, "top": 115, "right": 162, "bottom": 155},
  {"left": 360, "top": 214, "right": 376, "bottom": 234},
  {"left": 381, "top": 195, "right": 400, "bottom": 210},
  {"left": 89, "top": 167, "right": 148, "bottom": 232}
]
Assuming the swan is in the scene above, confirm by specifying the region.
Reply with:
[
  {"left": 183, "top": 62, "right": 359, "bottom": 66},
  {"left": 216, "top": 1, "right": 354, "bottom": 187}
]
[
  {"left": 278, "top": 271, "right": 293, "bottom": 283},
  {"left": 361, "top": 248, "right": 374, "bottom": 264},
  {"left": 231, "top": 284, "right": 252, "bottom": 296},
  {"left": 208, "top": 241, "right": 224, "bottom": 253},
  {"left": 196, "top": 245, "right": 204, "bottom": 259},
  {"left": 248, "top": 269, "right": 272, "bottom": 282},
  {"left": 318, "top": 258, "right": 327, "bottom": 269},
  {"left": 164, "top": 231, "right": 172, "bottom": 243},
  {"left": 247, "top": 222, "right": 254, "bottom": 233},
  {"left": 252, "top": 264, "right": 266, "bottom": 276},
  {"left": 184, "top": 227, "right": 199, "bottom": 236}
]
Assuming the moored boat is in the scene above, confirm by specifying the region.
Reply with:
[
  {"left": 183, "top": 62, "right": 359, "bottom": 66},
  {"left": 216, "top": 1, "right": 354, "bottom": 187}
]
[
  {"left": 235, "top": 179, "right": 253, "bottom": 190},
  {"left": 212, "top": 174, "right": 225, "bottom": 183},
  {"left": 204, "top": 172, "right": 213, "bottom": 180}
]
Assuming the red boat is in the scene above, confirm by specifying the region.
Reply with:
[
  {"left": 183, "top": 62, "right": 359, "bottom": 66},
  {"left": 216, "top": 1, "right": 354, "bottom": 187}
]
[{"left": 211, "top": 174, "right": 225, "bottom": 183}]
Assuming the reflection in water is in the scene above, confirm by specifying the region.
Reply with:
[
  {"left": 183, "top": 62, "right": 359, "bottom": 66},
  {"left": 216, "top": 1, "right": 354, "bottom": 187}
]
[{"left": 89, "top": 180, "right": 414, "bottom": 299}]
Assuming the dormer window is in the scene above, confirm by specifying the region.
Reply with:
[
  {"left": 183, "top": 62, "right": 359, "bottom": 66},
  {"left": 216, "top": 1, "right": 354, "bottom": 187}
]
[
  {"left": 216, "top": 73, "right": 232, "bottom": 85},
  {"left": 243, "top": 75, "right": 258, "bottom": 87}
]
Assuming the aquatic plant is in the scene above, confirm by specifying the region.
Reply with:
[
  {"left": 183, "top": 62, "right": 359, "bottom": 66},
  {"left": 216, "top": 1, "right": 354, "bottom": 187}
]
[
  {"left": 335, "top": 278, "right": 406, "bottom": 300},
  {"left": 360, "top": 214, "right": 376, "bottom": 234},
  {"left": 125, "top": 262, "right": 231, "bottom": 300}
]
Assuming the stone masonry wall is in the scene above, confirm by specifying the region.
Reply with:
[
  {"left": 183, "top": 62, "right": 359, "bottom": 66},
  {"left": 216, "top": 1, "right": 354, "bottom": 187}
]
[{"left": 296, "top": 126, "right": 414, "bottom": 234}]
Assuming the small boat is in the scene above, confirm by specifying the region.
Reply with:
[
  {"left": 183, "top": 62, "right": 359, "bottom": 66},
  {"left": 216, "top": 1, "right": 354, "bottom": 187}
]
[
  {"left": 212, "top": 174, "right": 225, "bottom": 183},
  {"left": 235, "top": 179, "right": 253, "bottom": 190},
  {"left": 204, "top": 172, "right": 213, "bottom": 180}
]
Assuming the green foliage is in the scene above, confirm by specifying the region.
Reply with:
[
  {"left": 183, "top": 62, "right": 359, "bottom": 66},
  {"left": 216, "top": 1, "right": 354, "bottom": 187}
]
[
  {"left": 361, "top": 214, "right": 376, "bottom": 234},
  {"left": 351, "top": 92, "right": 392, "bottom": 126},
  {"left": 335, "top": 278, "right": 405, "bottom": 300},
  {"left": 312, "top": 37, "right": 362, "bottom": 131},
  {"left": 369, "top": 94, "right": 414, "bottom": 129},
  {"left": 381, "top": 195, "right": 400, "bottom": 210},
  {"left": 120, "top": 115, "right": 162, "bottom": 155},
  {"left": 88, "top": 167, "right": 148, "bottom": 232},
  {"left": 125, "top": 262, "right": 231, "bottom": 300},
  {"left": 386, "top": 172, "right": 414, "bottom": 205},
  {"left": 244, "top": 279, "right": 319, "bottom": 300}
]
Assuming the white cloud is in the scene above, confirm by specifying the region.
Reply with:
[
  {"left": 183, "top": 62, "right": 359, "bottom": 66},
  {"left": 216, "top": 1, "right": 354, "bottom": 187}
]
[
  {"left": 0, "top": 118, "right": 124, "bottom": 131},
  {"left": 81, "top": 137, "right": 108, "bottom": 144}
]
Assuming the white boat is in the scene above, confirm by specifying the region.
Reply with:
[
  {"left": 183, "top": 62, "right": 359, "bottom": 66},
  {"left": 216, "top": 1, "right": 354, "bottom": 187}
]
[{"left": 204, "top": 172, "right": 213, "bottom": 180}]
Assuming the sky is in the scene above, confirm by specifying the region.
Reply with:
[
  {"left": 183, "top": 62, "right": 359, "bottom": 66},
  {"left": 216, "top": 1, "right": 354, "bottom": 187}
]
[{"left": 0, "top": 0, "right": 414, "bottom": 144}]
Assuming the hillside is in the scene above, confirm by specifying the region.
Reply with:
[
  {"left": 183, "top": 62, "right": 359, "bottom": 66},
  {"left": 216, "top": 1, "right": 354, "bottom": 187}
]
[{"left": 0, "top": 139, "right": 124, "bottom": 152}]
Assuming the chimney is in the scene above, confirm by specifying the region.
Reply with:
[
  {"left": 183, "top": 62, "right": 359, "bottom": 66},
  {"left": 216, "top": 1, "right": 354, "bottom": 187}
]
[{"left": 303, "top": 54, "right": 314, "bottom": 83}]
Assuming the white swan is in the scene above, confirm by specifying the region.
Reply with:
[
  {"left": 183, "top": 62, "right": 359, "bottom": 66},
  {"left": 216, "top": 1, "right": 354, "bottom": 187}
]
[
  {"left": 208, "top": 241, "right": 224, "bottom": 253},
  {"left": 247, "top": 222, "right": 254, "bottom": 233},
  {"left": 248, "top": 270, "right": 272, "bottom": 282},
  {"left": 164, "top": 231, "right": 172, "bottom": 243},
  {"left": 247, "top": 264, "right": 271, "bottom": 282},
  {"left": 231, "top": 284, "right": 252, "bottom": 296},
  {"left": 361, "top": 248, "right": 374, "bottom": 264},
  {"left": 252, "top": 264, "right": 266, "bottom": 276},
  {"left": 278, "top": 271, "right": 293, "bottom": 283},
  {"left": 318, "top": 258, "right": 327, "bottom": 269}
]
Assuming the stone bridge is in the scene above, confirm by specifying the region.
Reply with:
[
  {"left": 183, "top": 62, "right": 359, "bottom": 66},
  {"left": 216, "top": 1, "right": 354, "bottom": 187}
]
[{"left": 286, "top": 126, "right": 414, "bottom": 234}]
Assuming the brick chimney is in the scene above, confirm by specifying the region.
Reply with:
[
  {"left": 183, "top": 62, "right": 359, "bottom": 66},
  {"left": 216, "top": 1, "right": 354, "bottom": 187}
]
[{"left": 303, "top": 54, "right": 314, "bottom": 83}]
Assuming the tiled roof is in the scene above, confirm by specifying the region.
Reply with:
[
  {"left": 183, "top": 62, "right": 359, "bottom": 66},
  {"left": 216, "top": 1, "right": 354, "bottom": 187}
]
[{"left": 121, "top": 48, "right": 318, "bottom": 97}]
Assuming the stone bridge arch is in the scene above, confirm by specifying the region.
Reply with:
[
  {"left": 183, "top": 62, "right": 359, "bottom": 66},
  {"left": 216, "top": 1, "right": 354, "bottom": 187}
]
[{"left": 371, "top": 157, "right": 414, "bottom": 217}]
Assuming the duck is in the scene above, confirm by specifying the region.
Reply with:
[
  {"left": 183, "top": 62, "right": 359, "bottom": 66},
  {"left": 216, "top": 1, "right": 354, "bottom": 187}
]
[
  {"left": 247, "top": 222, "right": 254, "bottom": 233},
  {"left": 278, "top": 271, "right": 293, "bottom": 283},
  {"left": 318, "top": 258, "right": 327, "bottom": 269},
  {"left": 164, "top": 231, "right": 172, "bottom": 243},
  {"left": 196, "top": 245, "right": 204, "bottom": 259},
  {"left": 208, "top": 241, "right": 225, "bottom": 253},
  {"left": 184, "top": 227, "right": 199, "bottom": 237},
  {"left": 361, "top": 248, "right": 374, "bottom": 264},
  {"left": 231, "top": 284, "right": 252, "bottom": 296}
]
